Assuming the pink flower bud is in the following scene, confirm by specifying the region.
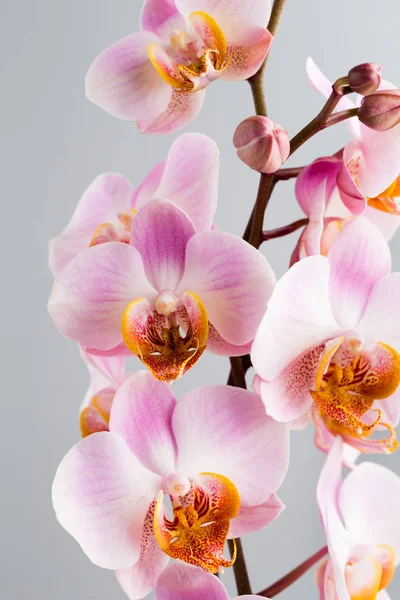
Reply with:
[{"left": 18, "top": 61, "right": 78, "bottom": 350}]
[
  {"left": 348, "top": 63, "right": 381, "bottom": 96},
  {"left": 358, "top": 89, "right": 400, "bottom": 131},
  {"left": 233, "top": 116, "right": 290, "bottom": 174}
]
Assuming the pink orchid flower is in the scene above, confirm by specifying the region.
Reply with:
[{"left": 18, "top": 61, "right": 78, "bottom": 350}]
[
  {"left": 52, "top": 371, "right": 289, "bottom": 599},
  {"left": 307, "top": 58, "right": 400, "bottom": 229},
  {"left": 85, "top": 0, "right": 273, "bottom": 134},
  {"left": 156, "top": 560, "right": 266, "bottom": 599},
  {"left": 48, "top": 193, "right": 275, "bottom": 381},
  {"left": 317, "top": 437, "right": 400, "bottom": 599},
  {"left": 79, "top": 349, "right": 126, "bottom": 437},
  {"left": 252, "top": 217, "right": 400, "bottom": 456},
  {"left": 49, "top": 133, "right": 219, "bottom": 276}
]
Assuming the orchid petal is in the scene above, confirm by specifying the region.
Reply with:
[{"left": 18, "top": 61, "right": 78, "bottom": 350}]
[
  {"left": 138, "top": 89, "right": 206, "bottom": 134},
  {"left": 116, "top": 500, "right": 170, "bottom": 600},
  {"left": 358, "top": 126, "right": 400, "bottom": 197},
  {"left": 178, "top": 231, "right": 275, "bottom": 345},
  {"left": 109, "top": 371, "right": 177, "bottom": 476},
  {"left": 131, "top": 161, "right": 166, "bottom": 210},
  {"left": 339, "top": 462, "right": 400, "bottom": 559},
  {"left": 358, "top": 273, "right": 400, "bottom": 346},
  {"left": 154, "top": 133, "right": 219, "bottom": 232},
  {"left": 229, "top": 494, "right": 284, "bottom": 537},
  {"left": 207, "top": 321, "right": 253, "bottom": 356},
  {"left": 155, "top": 561, "right": 230, "bottom": 600},
  {"left": 52, "top": 432, "right": 160, "bottom": 569},
  {"left": 141, "top": 0, "right": 185, "bottom": 40},
  {"left": 222, "top": 28, "right": 272, "bottom": 81},
  {"left": 174, "top": 386, "right": 290, "bottom": 506},
  {"left": 86, "top": 32, "right": 172, "bottom": 121},
  {"left": 363, "top": 205, "right": 400, "bottom": 242},
  {"left": 48, "top": 243, "right": 156, "bottom": 351},
  {"left": 131, "top": 199, "right": 195, "bottom": 292},
  {"left": 252, "top": 255, "right": 338, "bottom": 381},
  {"left": 328, "top": 218, "right": 391, "bottom": 329}
]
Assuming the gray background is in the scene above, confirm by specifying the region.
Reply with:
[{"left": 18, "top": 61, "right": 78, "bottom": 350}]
[{"left": 2, "top": 0, "right": 400, "bottom": 598}]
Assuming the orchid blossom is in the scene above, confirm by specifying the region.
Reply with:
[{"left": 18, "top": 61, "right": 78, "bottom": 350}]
[
  {"left": 85, "top": 0, "right": 273, "bottom": 134},
  {"left": 317, "top": 437, "right": 400, "bottom": 599},
  {"left": 52, "top": 371, "right": 289, "bottom": 599},
  {"left": 156, "top": 561, "right": 266, "bottom": 599},
  {"left": 79, "top": 350, "right": 126, "bottom": 437},
  {"left": 306, "top": 58, "right": 400, "bottom": 235},
  {"left": 252, "top": 217, "right": 400, "bottom": 455},
  {"left": 49, "top": 133, "right": 219, "bottom": 276}
]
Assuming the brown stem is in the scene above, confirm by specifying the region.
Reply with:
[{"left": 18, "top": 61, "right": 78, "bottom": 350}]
[
  {"left": 263, "top": 218, "right": 309, "bottom": 241},
  {"left": 229, "top": 538, "right": 252, "bottom": 595},
  {"left": 257, "top": 546, "right": 329, "bottom": 597},
  {"left": 266, "top": 0, "right": 288, "bottom": 37},
  {"left": 248, "top": 173, "right": 275, "bottom": 248},
  {"left": 274, "top": 166, "right": 305, "bottom": 180},
  {"left": 229, "top": 356, "right": 247, "bottom": 389}
]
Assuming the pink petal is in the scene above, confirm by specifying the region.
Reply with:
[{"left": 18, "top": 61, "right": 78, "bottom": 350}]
[
  {"left": 363, "top": 205, "right": 400, "bottom": 242},
  {"left": 251, "top": 256, "right": 338, "bottom": 381},
  {"left": 258, "top": 343, "right": 325, "bottom": 422},
  {"left": 155, "top": 561, "right": 230, "bottom": 600},
  {"left": 86, "top": 32, "right": 172, "bottom": 121},
  {"left": 207, "top": 321, "right": 253, "bottom": 356},
  {"left": 153, "top": 133, "right": 219, "bottom": 232},
  {"left": 138, "top": 89, "right": 206, "bottom": 134},
  {"left": 337, "top": 150, "right": 367, "bottom": 215},
  {"left": 49, "top": 173, "right": 133, "bottom": 275},
  {"left": 358, "top": 125, "right": 400, "bottom": 197},
  {"left": 380, "top": 387, "right": 400, "bottom": 427},
  {"left": 222, "top": 29, "right": 272, "bottom": 81},
  {"left": 178, "top": 231, "right": 275, "bottom": 345},
  {"left": 141, "top": 0, "right": 185, "bottom": 40},
  {"left": 306, "top": 57, "right": 361, "bottom": 139},
  {"left": 52, "top": 432, "right": 160, "bottom": 569},
  {"left": 48, "top": 243, "right": 156, "bottom": 350},
  {"left": 81, "top": 349, "right": 126, "bottom": 387},
  {"left": 339, "top": 462, "right": 400, "bottom": 557},
  {"left": 229, "top": 493, "right": 284, "bottom": 537},
  {"left": 131, "top": 161, "right": 166, "bottom": 210},
  {"left": 295, "top": 158, "right": 340, "bottom": 218},
  {"left": 131, "top": 199, "right": 195, "bottom": 292},
  {"left": 358, "top": 273, "right": 400, "bottom": 345},
  {"left": 174, "top": 385, "right": 290, "bottom": 506},
  {"left": 109, "top": 371, "right": 177, "bottom": 476},
  {"left": 116, "top": 500, "right": 170, "bottom": 600},
  {"left": 175, "top": 0, "right": 272, "bottom": 40},
  {"left": 328, "top": 218, "right": 391, "bottom": 329}
]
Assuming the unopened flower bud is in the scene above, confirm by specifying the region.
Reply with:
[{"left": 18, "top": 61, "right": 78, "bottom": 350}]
[
  {"left": 233, "top": 116, "right": 290, "bottom": 174},
  {"left": 348, "top": 63, "right": 381, "bottom": 96},
  {"left": 358, "top": 90, "right": 400, "bottom": 131}
]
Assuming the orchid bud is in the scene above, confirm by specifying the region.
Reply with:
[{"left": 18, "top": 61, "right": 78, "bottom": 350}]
[
  {"left": 348, "top": 63, "right": 381, "bottom": 96},
  {"left": 233, "top": 116, "right": 290, "bottom": 174},
  {"left": 358, "top": 89, "right": 400, "bottom": 131}
]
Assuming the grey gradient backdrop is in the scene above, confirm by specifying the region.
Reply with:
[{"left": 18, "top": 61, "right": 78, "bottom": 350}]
[{"left": 2, "top": 0, "right": 400, "bottom": 598}]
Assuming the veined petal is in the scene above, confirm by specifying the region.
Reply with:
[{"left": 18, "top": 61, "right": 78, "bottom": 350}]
[
  {"left": 174, "top": 385, "right": 290, "bottom": 506},
  {"left": 339, "top": 462, "right": 400, "bottom": 559},
  {"left": 154, "top": 133, "right": 219, "bottom": 232},
  {"left": 229, "top": 494, "right": 284, "bottom": 538},
  {"left": 337, "top": 152, "right": 367, "bottom": 216},
  {"left": 138, "top": 89, "right": 206, "bottom": 134},
  {"left": 48, "top": 243, "right": 156, "bottom": 351},
  {"left": 358, "top": 273, "right": 400, "bottom": 346},
  {"left": 358, "top": 125, "right": 400, "bottom": 198},
  {"left": 52, "top": 432, "right": 160, "bottom": 569},
  {"left": 131, "top": 199, "right": 195, "bottom": 292},
  {"left": 207, "top": 321, "right": 253, "bottom": 356},
  {"left": 86, "top": 32, "right": 172, "bottom": 121},
  {"left": 222, "top": 28, "right": 272, "bottom": 81},
  {"left": 252, "top": 255, "right": 338, "bottom": 381},
  {"left": 132, "top": 161, "right": 166, "bottom": 210},
  {"left": 116, "top": 500, "right": 170, "bottom": 600},
  {"left": 176, "top": 0, "right": 272, "bottom": 40},
  {"left": 109, "top": 371, "right": 177, "bottom": 476},
  {"left": 141, "top": 0, "right": 185, "bottom": 40},
  {"left": 155, "top": 561, "right": 231, "bottom": 600},
  {"left": 328, "top": 218, "right": 391, "bottom": 330},
  {"left": 178, "top": 231, "right": 275, "bottom": 345}
]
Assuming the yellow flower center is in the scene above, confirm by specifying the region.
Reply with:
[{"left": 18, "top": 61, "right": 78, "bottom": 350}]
[
  {"left": 345, "top": 545, "right": 396, "bottom": 599},
  {"left": 311, "top": 338, "right": 400, "bottom": 451},
  {"left": 367, "top": 174, "right": 400, "bottom": 215},
  {"left": 154, "top": 473, "right": 240, "bottom": 573}
]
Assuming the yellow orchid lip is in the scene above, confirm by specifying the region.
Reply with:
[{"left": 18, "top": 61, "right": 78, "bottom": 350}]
[
  {"left": 147, "top": 11, "right": 230, "bottom": 93},
  {"left": 153, "top": 473, "right": 240, "bottom": 573},
  {"left": 367, "top": 174, "right": 400, "bottom": 215},
  {"left": 312, "top": 339, "right": 400, "bottom": 450},
  {"left": 121, "top": 291, "right": 209, "bottom": 382}
]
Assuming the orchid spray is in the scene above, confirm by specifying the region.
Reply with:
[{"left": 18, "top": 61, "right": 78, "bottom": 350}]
[{"left": 48, "top": 0, "right": 400, "bottom": 598}]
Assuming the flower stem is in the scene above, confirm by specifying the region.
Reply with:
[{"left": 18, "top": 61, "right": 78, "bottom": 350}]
[
  {"left": 274, "top": 166, "right": 305, "bottom": 180},
  {"left": 257, "top": 546, "right": 329, "bottom": 597},
  {"left": 263, "top": 218, "right": 309, "bottom": 241},
  {"left": 229, "top": 538, "right": 253, "bottom": 595}
]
